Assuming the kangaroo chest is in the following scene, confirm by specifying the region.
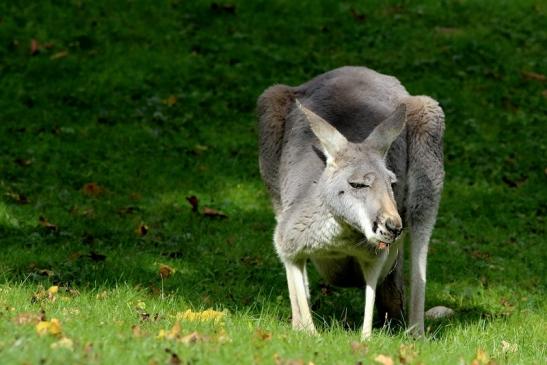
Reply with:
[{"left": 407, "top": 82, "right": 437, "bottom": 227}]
[{"left": 285, "top": 213, "right": 378, "bottom": 262}]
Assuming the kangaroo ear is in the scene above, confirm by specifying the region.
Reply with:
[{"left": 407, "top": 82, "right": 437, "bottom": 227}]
[
  {"left": 364, "top": 104, "right": 406, "bottom": 156},
  {"left": 296, "top": 100, "right": 348, "bottom": 163}
]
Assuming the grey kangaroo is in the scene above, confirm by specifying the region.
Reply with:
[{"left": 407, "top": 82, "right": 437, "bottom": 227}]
[{"left": 257, "top": 66, "right": 444, "bottom": 339}]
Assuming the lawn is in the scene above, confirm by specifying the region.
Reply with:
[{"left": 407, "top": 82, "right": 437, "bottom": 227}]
[{"left": 0, "top": 0, "right": 545, "bottom": 364}]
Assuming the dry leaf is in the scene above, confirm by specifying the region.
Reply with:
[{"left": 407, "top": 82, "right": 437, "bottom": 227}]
[
  {"left": 82, "top": 182, "right": 104, "bottom": 197},
  {"left": 374, "top": 354, "right": 394, "bottom": 365},
  {"left": 163, "top": 95, "right": 177, "bottom": 106},
  {"left": 255, "top": 328, "right": 272, "bottom": 341},
  {"left": 89, "top": 251, "right": 106, "bottom": 262},
  {"left": 215, "top": 328, "right": 231, "bottom": 344},
  {"left": 32, "top": 286, "right": 58, "bottom": 303},
  {"left": 30, "top": 38, "right": 39, "bottom": 55},
  {"left": 36, "top": 318, "right": 62, "bottom": 336},
  {"left": 471, "top": 348, "right": 491, "bottom": 365},
  {"left": 399, "top": 344, "right": 417, "bottom": 364},
  {"left": 202, "top": 207, "right": 227, "bottom": 218},
  {"left": 132, "top": 324, "right": 143, "bottom": 337},
  {"left": 157, "top": 321, "right": 181, "bottom": 340},
  {"left": 5, "top": 191, "right": 29, "bottom": 204},
  {"left": 39, "top": 216, "right": 58, "bottom": 232},
  {"left": 176, "top": 308, "right": 226, "bottom": 322},
  {"left": 186, "top": 196, "right": 199, "bottom": 212},
  {"left": 159, "top": 264, "right": 175, "bottom": 279},
  {"left": 179, "top": 331, "right": 205, "bottom": 345},
  {"left": 96, "top": 291, "right": 108, "bottom": 300},
  {"left": 350, "top": 341, "right": 368, "bottom": 355},
  {"left": 169, "top": 353, "right": 182, "bottom": 365},
  {"left": 273, "top": 353, "right": 308, "bottom": 365},
  {"left": 500, "top": 340, "right": 518, "bottom": 354},
  {"left": 50, "top": 51, "right": 68, "bottom": 60},
  {"left": 14, "top": 158, "right": 33, "bottom": 166},
  {"left": 522, "top": 71, "right": 546, "bottom": 82},
  {"left": 50, "top": 337, "right": 73, "bottom": 350},
  {"left": 136, "top": 223, "right": 149, "bottom": 236},
  {"left": 12, "top": 312, "right": 42, "bottom": 325}
]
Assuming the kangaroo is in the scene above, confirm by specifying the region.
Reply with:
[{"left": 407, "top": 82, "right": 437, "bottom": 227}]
[{"left": 257, "top": 66, "right": 444, "bottom": 339}]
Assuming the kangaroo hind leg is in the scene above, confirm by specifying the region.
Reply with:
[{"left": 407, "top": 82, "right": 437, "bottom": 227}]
[{"left": 404, "top": 95, "right": 445, "bottom": 337}]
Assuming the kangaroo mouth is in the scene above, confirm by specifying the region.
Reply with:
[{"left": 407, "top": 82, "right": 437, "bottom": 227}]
[{"left": 376, "top": 241, "right": 389, "bottom": 250}]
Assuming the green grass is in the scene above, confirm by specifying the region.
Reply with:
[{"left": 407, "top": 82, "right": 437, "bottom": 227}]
[{"left": 0, "top": 0, "right": 545, "bottom": 364}]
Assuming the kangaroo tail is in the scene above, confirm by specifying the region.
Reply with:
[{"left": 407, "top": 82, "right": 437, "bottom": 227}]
[{"left": 257, "top": 84, "right": 295, "bottom": 208}]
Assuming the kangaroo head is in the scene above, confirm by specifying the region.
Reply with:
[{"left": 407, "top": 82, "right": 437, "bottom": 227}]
[{"left": 297, "top": 101, "right": 406, "bottom": 249}]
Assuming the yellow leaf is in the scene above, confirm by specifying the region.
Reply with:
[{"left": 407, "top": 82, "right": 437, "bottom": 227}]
[
  {"left": 36, "top": 318, "right": 62, "bottom": 336},
  {"left": 157, "top": 321, "right": 181, "bottom": 340},
  {"left": 179, "top": 331, "right": 205, "bottom": 345},
  {"left": 50, "top": 337, "right": 73, "bottom": 350},
  {"left": 399, "top": 343, "right": 417, "bottom": 364},
  {"left": 374, "top": 354, "right": 394, "bottom": 365},
  {"left": 48, "top": 286, "right": 59, "bottom": 294},
  {"left": 163, "top": 95, "right": 177, "bottom": 106},
  {"left": 176, "top": 308, "right": 226, "bottom": 322}
]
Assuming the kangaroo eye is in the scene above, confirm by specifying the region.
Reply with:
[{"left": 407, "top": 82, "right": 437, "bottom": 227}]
[{"left": 349, "top": 182, "right": 369, "bottom": 189}]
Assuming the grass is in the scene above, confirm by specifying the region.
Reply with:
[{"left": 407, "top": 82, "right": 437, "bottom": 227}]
[{"left": 0, "top": 0, "right": 545, "bottom": 364}]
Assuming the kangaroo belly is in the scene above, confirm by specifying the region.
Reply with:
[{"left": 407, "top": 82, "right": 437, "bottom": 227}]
[{"left": 311, "top": 256, "right": 365, "bottom": 288}]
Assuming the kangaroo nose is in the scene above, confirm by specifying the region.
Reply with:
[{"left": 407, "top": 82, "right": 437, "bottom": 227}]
[{"left": 385, "top": 217, "right": 402, "bottom": 236}]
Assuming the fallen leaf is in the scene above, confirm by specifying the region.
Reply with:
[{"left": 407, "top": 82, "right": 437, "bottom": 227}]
[
  {"left": 157, "top": 321, "right": 181, "bottom": 340},
  {"left": 202, "top": 207, "right": 227, "bottom": 218},
  {"left": 132, "top": 324, "right": 143, "bottom": 337},
  {"left": 89, "top": 251, "right": 106, "bottom": 262},
  {"left": 398, "top": 344, "right": 417, "bottom": 364},
  {"left": 210, "top": 3, "right": 236, "bottom": 14},
  {"left": 39, "top": 216, "right": 58, "bottom": 232},
  {"left": 82, "top": 182, "right": 104, "bottom": 197},
  {"left": 38, "top": 269, "right": 55, "bottom": 277},
  {"left": 273, "top": 353, "right": 308, "bottom": 365},
  {"left": 159, "top": 264, "right": 175, "bottom": 279},
  {"left": 48, "top": 285, "right": 59, "bottom": 295},
  {"left": 350, "top": 8, "right": 366, "bottom": 22},
  {"left": 180, "top": 331, "right": 205, "bottom": 345},
  {"left": 4, "top": 191, "right": 29, "bottom": 204},
  {"left": 192, "top": 144, "right": 208, "bottom": 155},
  {"left": 50, "top": 51, "right": 68, "bottom": 60},
  {"left": 471, "top": 348, "right": 491, "bottom": 365},
  {"left": 163, "top": 95, "right": 177, "bottom": 106},
  {"left": 117, "top": 206, "right": 141, "bottom": 215},
  {"left": 50, "top": 337, "right": 73, "bottom": 350},
  {"left": 12, "top": 312, "right": 42, "bottom": 325},
  {"left": 96, "top": 291, "right": 108, "bottom": 300},
  {"left": 522, "top": 71, "right": 546, "bottom": 82},
  {"left": 136, "top": 223, "right": 149, "bottom": 236},
  {"left": 14, "top": 158, "right": 33, "bottom": 166},
  {"left": 30, "top": 38, "right": 39, "bottom": 55},
  {"left": 32, "top": 286, "right": 58, "bottom": 303},
  {"left": 169, "top": 352, "right": 182, "bottom": 365},
  {"left": 36, "top": 318, "right": 62, "bottom": 336},
  {"left": 186, "top": 196, "right": 199, "bottom": 212},
  {"left": 374, "top": 354, "right": 394, "bottom": 365},
  {"left": 350, "top": 341, "right": 368, "bottom": 355},
  {"left": 500, "top": 340, "right": 518, "bottom": 354},
  {"left": 176, "top": 308, "right": 226, "bottom": 323},
  {"left": 255, "top": 328, "right": 272, "bottom": 341},
  {"left": 215, "top": 328, "right": 231, "bottom": 344}
]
